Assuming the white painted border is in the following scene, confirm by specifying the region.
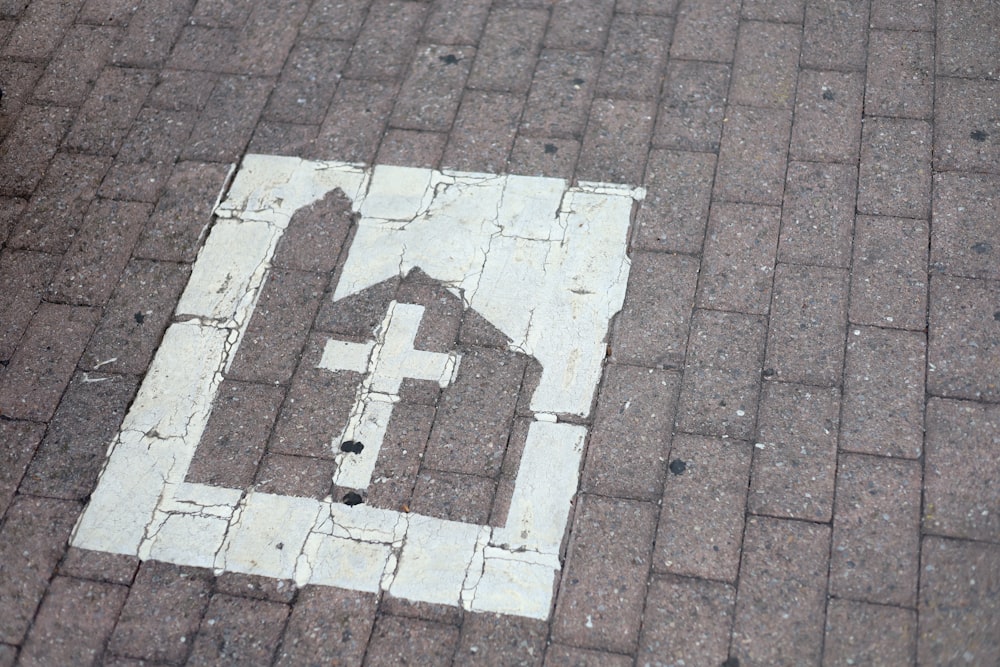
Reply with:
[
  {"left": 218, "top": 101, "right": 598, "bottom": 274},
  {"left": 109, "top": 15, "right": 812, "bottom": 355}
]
[{"left": 72, "top": 157, "right": 643, "bottom": 619}]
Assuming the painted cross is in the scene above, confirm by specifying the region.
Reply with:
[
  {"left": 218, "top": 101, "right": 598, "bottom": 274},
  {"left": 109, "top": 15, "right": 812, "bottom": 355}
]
[
  {"left": 319, "top": 301, "right": 460, "bottom": 490},
  {"left": 71, "top": 156, "right": 645, "bottom": 619}
]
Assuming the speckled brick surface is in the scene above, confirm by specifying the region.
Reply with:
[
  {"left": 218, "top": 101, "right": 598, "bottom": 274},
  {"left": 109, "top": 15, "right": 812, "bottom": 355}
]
[{"left": 0, "top": 0, "right": 997, "bottom": 663}]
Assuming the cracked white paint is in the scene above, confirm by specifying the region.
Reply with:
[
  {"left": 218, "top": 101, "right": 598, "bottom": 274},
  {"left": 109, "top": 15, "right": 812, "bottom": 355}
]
[{"left": 71, "top": 156, "right": 643, "bottom": 620}]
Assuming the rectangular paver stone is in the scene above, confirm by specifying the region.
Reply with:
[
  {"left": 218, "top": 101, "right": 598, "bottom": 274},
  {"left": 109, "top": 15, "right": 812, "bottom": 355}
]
[
  {"left": 857, "top": 117, "right": 932, "bottom": 219},
  {"left": 363, "top": 616, "right": 459, "bottom": 666},
  {"left": 936, "top": 0, "right": 1000, "bottom": 79},
  {"left": 344, "top": 0, "right": 426, "bottom": 80},
  {"left": 654, "top": 434, "right": 751, "bottom": 581},
  {"left": 595, "top": 14, "right": 672, "bottom": 100},
  {"left": 850, "top": 215, "right": 929, "bottom": 330},
  {"left": 0, "top": 420, "right": 44, "bottom": 515},
  {"left": 575, "top": 98, "right": 655, "bottom": 185},
  {"left": 670, "top": 0, "right": 739, "bottom": 62},
  {"left": 730, "top": 20, "right": 800, "bottom": 109},
  {"left": 931, "top": 173, "right": 1000, "bottom": 281},
  {"left": 187, "top": 594, "right": 289, "bottom": 666},
  {"left": 467, "top": 7, "right": 546, "bottom": 93},
  {"left": 934, "top": 78, "right": 1000, "bottom": 174},
  {"left": 778, "top": 161, "right": 857, "bottom": 268},
  {"left": 275, "top": 587, "right": 377, "bottom": 667},
  {"left": 634, "top": 149, "right": 716, "bottom": 254},
  {"left": 789, "top": 69, "right": 863, "bottom": 163},
  {"left": 390, "top": 44, "right": 475, "bottom": 132},
  {"left": 64, "top": 67, "right": 156, "bottom": 156},
  {"left": 714, "top": 105, "right": 791, "bottom": 205},
  {"left": 0, "top": 249, "right": 58, "bottom": 361},
  {"left": 865, "top": 29, "right": 934, "bottom": 119},
  {"left": 824, "top": 599, "right": 917, "bottom": 666},
  {"left": 552, "top": 495, "right": 657, "bottom": 654},
  {"left": 520, "top": 49, "right": 600, "bottom": 140},
  {"left": 731, "top": 517, "right": 831, "bottom": 666},
  {"left": 638, "top": 575, "right": 735, "bottom": 667},
  {"left": 830, "top": 453, "right": 921, "bottom": 606},
  {"left": 182, "top": 74, "right": 273, "bottom": 162},
  {"left": 801, "top": 0, "right": 869, "bottom": 71},
  {"left": 841, "top": 326, "right": 926, "bottom": 459},
  {"left": 653, "top": 59, "right": 729, "bottom": 153},
  {"left": 314, "top": 79, "right": 398, "bottom": 163},
  {"left": 582, "top": 365, "right": 681, "bottom": 500}
]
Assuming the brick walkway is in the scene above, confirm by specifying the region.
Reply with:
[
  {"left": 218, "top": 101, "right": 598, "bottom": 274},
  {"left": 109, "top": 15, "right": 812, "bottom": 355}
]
[{"left": 1, "top": 0, "right": 998, "bottom": 665}]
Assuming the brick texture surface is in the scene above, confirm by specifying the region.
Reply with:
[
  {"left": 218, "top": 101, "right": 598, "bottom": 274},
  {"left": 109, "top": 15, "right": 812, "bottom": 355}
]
[{"left": 0, "top": 0, "right": 995, "bottom": 662}]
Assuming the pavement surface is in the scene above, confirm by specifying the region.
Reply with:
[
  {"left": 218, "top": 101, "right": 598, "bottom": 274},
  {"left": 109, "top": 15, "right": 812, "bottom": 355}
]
[{"left": 0, "top": 0, "right": 998, "bottom": 665}]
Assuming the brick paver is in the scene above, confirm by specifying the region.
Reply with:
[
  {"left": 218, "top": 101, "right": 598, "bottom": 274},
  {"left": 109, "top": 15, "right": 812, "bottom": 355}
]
[{"left": 0, "top": 1, "right": 997, "bottom": 664}]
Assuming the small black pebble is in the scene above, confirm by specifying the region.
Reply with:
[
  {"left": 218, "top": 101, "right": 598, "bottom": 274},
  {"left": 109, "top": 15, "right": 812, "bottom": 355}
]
[
  {"left": 972, "top": 241, "right": 992, "bottom": 254},
  {"left": 439, "top": 54, "right": 459, "bottom": 65},
  {"left": 993, "top": 311, "right": 1000, "bottom": 322},
  {"left": 822, "top": 89, "right": 835, "bottom": 101},
  {"left": 134, "top": 311, "right": 145, "bottom": 324},
  {"left": 669, "top": 459, "right": 687, "bottom": 475},
  {"left": 543, "top": 143, "right": 558, "bottom": 154},
  {"left": 970, "top": 129, "right": 988, "bottom": 142},
  {"left": 762, "top": 368, "right": 776, "bottom": 378},
  {"left": 340, "top": 440, "right": 365, "bottom": 454},
  {"left": 343, "top": 492, "right": 363, "bottom": 506},
  {"left": 571, "top": 77, "right": 585, "bottom": 86}
]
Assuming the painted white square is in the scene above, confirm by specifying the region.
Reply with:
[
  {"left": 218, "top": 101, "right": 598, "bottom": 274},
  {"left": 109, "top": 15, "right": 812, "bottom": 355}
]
[{"left": 71, "top": 156, "right": 644, "bottom": 619}]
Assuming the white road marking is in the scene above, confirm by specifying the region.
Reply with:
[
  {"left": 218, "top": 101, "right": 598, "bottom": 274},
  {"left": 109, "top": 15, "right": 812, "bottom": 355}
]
[{"left": 71, "top": 156, "right": 644, "bottom": 619}]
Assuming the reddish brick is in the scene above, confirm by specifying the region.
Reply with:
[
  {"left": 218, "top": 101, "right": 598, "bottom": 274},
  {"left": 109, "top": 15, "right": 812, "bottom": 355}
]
[
  {"left": 934, "top": 78, "right": 1000, "bottom": 174},
  {"left": 675, "top": 309, "right": 767, "bottom": 440},
  {"left": 581, "top": 365, "right": 681, "bottom": 501},
  {"left": 275, "top": 587, "right": 377, "bottom": 666},
  {"left": 750, "top": 382, "right": 841, "bottom": 522},
  {"left": 924, "top": 399, "right": 1000, "bottom": 542},
  {"left": 652, "top": 60, "right": 730, "bottom": 152},
  {"left": 167, "top": 25, "right": 237, "bottom": 73},
  {"left": 654, "top": 434, "right": 751, "bottom": 581},
  {"left": 731, "top": 517, "right": 831, "bottom": 665},
  {"left": 248, "top": 122, "right": 318, "bottom": 155},
  {"left": 714, "top": 105, "right": 791, "bottom": 205},
  {"left": 112, "top": 0, "right": 193, "bottom": 67},
  {"left": 31, "top": 25, "right": 119, "bottom": 106},
  {"left": 187, "top": 594, "right": 289, "bottom": 666},
  {"left": 48, "top": 199, "right": 152, "bottom": 305},
  {"left": 20, "top": 371, "right": 137, "bottom": 500},
  {"left": 611, "top": 252, "right": 698, "bottom": 368},
  {"left": 730, "top": 20, "right": 800, "bottom": 109},
  {"left": 552, "top": 495, "right": 657, "bottom": 653},
  {"left": 0, "top": 105, "right": 74, "bottom": 196},
  {"left": 801, "top": 0, "right": 869, "bottom": 71},
  {"left": 344, "top": 0, "right": 426, "bottom": 80},
  {"left": 390, "top": 44, "right": 475, "bottom": 133},
  {"left": 576, "top": 98, "right": 654, "bottom": 184},
  {"left": 273, "top": 188, "right": 355, "bottom": 273},
  {"left": 228, "top": 269, "right": 326, "bottom": 384},
  {"left": 789, "top": 69, "right": 864, "bottom": 163},
  {"left": 1, "top": 0, "right": 83, "bottom": 59},
  {"left": 424, "top": 346, "right": 527, "bottom": 477},
  {"left": 507, "top": 135, "right": 578, "bottom": 178},
  {"left": 634, "top": 149, "right": 715, "bottom": 254},
  {"left": 918, "top": 536, "right": 1000, "bottom": 665},
  {"left": 932, "top": 173, "right": 1000, "bottom": 281},
  {"left": 520, "top": 49, "right": 600, "bottom": 140},
  {"left": 936, "top": 0, "right": 1000, "bottom": 79},
  {"left": 467, "top": 7, "right": 547, "bottom": 93},
  {"left": 865, "top": 29, "right": 934, "bottom": 119},
  {"left": 365, "top": 403, "right": 435, "bottom": 513},
  {"left": 147, "top": 69, "right": 219, "bottom": 111},
  {"left": 545, "top": 0, "right": 614, "bottom": 51},
  {"left": 778, "top": 161, "right": 857, "bottom": 269},
  {"left": 227, "top": 0, "right": 309, "bottom": 77},
  {"left": 871, "top": 0, "right": 932, "bottom": 30},
  {"left": 456, "top": 613, "right": 547, "bottom": 666},
  {"left": 263, "top": 39, "right": 350, "bottom": 125},
  {"left": 0, "top": 420, "right": 44, "bottom": 515},
  {"left": 18, "top": 576, "right": 126, "bottom": 667},
  {"left": 58, "top": 548, "right": 138, "bottom": 586},
  {"left": 670, "top": 0, "right": 739, "bottom": 62},
  {"left": 65, "top": 67, "right": 156, "bottom": 156},
  {"left": 696, "top": 202, "right": 780, "bottom": 314},
  {"left": 823, "top": 599, "right": 917, "bottom": 666},
  {"left": 764, "top": 263, "right": 849, "bottom": 387},
  {"left": 544, "top": 645, "right": 632, "bottom": 667},
  {"left": 742, "top": 0, "right": 804, "bottom": 22},
  {"left": 0, "top": 303, "right": 99, "bottom": 421},
  {"left": 422, "top": 0, "right": 490, "bottom": 44},
  {"left": 409, "top": 469, "right": 495, "bottom": 524},
  {"left": 78, "top": 0, "right": 139, "bottom": 25},
  {"left": 830, "top": 453, "right": 921, "bottom": 606},
  {"left": 186, "top": 380, "right": 286, "bottom": 489},
  {"left": 0, "top": 249, "right": 59, "bottom": 361},
  {"left": 108, "top": 561, "right": 213, "bottom": 664},
  {"left": 134, "top": 161, "right": 233, "bottom": 263},
  {"left": 365, "top": 615, "right": 460, "bottom": 666},
  {"left": 312, "top": 78, "right": 397, "bottom": 164},
  {"left": 269, "top": 334, "right": 360, "bottom": 459},
  {"left": 254, "top": 452, "right": 334, "bottom": 498},
  {"left": 849, "top": 215, "right": 928, "bottom": 329},
  {"left": 638, "top": 575, "right": 736, "bottom": 667},
  {"left": 927, "top": 275, "right": 1000, "bottom": 402},
  {"left": 315, "top": 276, "right": 400, "bottom": 339},
  {"left": 595, "top": 14, "right": 672, "bottom": 100},
  {"left": 182, "top": 74, "right": 273, "bottom": 162},
  {"left": 442, "top": 91, "right": 523, "bottom": 174},
  {"left": 840, "top": 326, "right": 926, "bottom": 459},
  {"left": 8, "top": 152, "right": 110, "bottom": 253},
  {"left": 0, "top": 495, "right": 81, "bottom": 644},
  {"left": 81, "top": 259, "right": 191, "bottom": 375},
  {"left": 859, "top": 116, "right": 934, "bottom": 218},
  {"left": 377, "top": 129, "right": 448, "bottom": 169},
  {"left": 299, "top": 0, "right": 368, "bottom": 40}
]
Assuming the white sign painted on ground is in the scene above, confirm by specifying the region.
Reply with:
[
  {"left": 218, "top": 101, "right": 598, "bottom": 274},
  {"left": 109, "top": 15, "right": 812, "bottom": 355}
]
[{"left": 72, "top": 156, "right": 644, "bottom": 619}]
